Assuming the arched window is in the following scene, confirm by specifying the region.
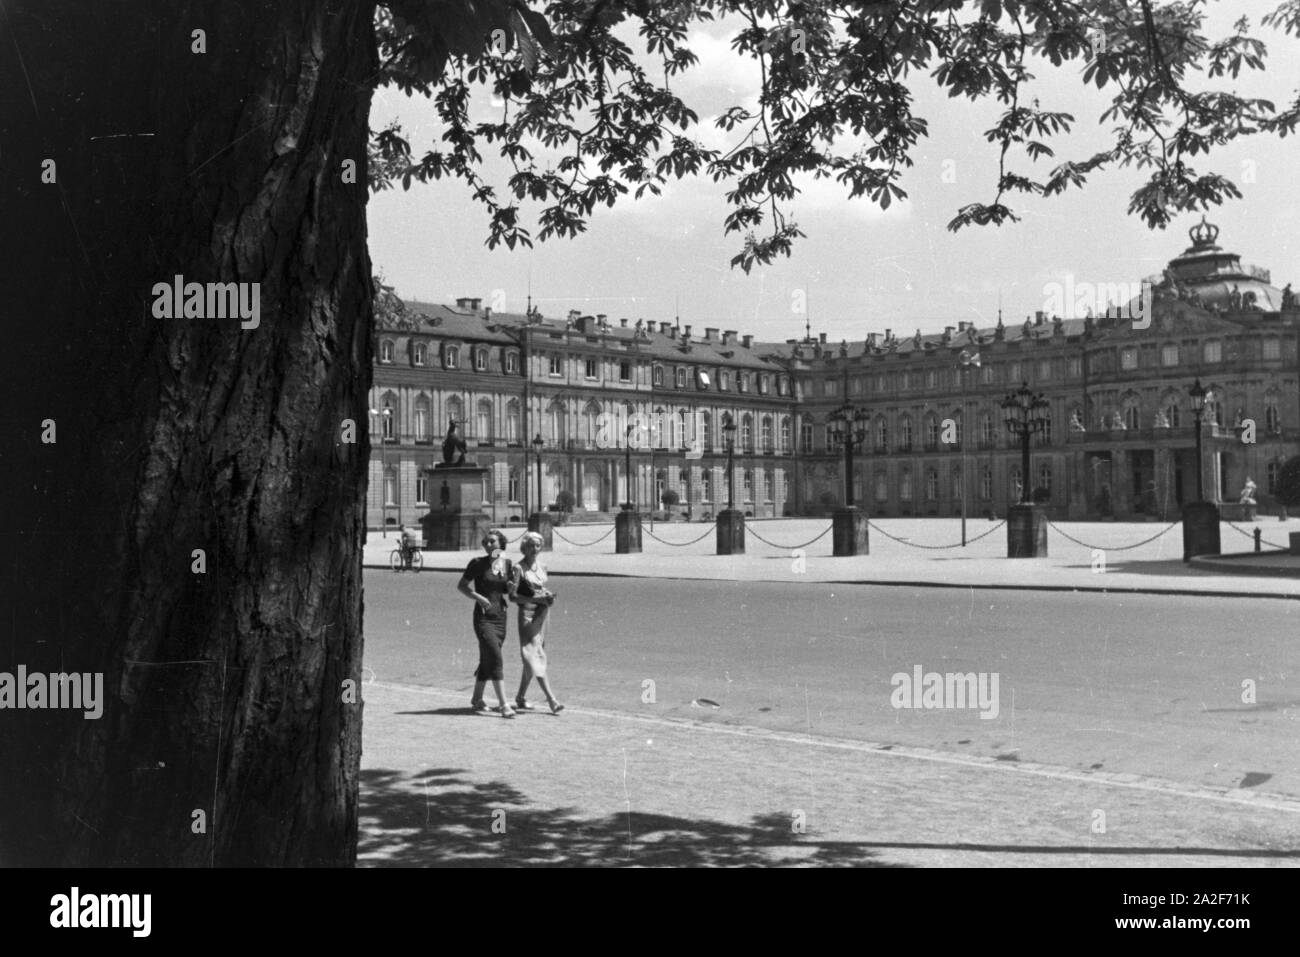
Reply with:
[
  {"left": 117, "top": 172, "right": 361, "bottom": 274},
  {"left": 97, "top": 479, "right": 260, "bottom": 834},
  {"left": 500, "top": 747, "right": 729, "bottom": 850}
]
[
  {"left": 800, "top": 420, "right": 813, "bottom": 453},
  {"left": 414, "top": 394, "right": 430, "bottom": 442},
  {"left": 980, "top": 466, "right": 993, "bottom": 499},
  {"left": 980, "top": 411, "right": 994, "bottom": 446},
  {"left": 1160, "top": 393, "right": 1181, "bottom": 429},
  {"left": 381, "top": 392, "right": 397, "bottom": 440},
  {"left": 652, "top": 365, "right": 664, "bottom": 387},
  {"left": 652, "top": 407, "right": 666, "bottom": 449},
  {"left": 742, "top": 468, "right": 754, "bottom": 500},
  {"left": 761, "top": 415, "right": 773, "bottom": 452},
  {"left": 380, "top": 340, "right": 394, "bottom": 363},
  {"left": 475, "top": 348, "right": 488, "bottom": 371},
  {"left": 583, "top": 401, "right": 601, "bottom": 446},
  {"left": 702, "top": 471, "right": 713, "bottom": 502},
  {"left": 900, "top": 468, "right": 913, "bottom": 502},
  {"left": 508, "top": 468, "right": 520, "bottom": 503},
  {"left": 898, "top": 415, "right": 912, "bottom": 452},
  {"left": 702, "top": 411, "right": 713, "bottom": 451},
  {"left": 741, "top": 414, "right": 754, "bottom": 451},
  {"left": 949, "top": 409, "right": 963, "bottom": 447},
  {"left": 925, "top": 468, "right": 939, "bottom": 501},
  {"left": 1038, "top": 462, "right": 1052, "bottom": 494},
  {"left": 1265, "top": 390, "right": 1281, "bottom": 433},
  {"left": 444, "top": 344, "right": 459, "bottom": 369},
  {"left": 548, "top": 400, "right": 567, "bottom": 446},
  {"left": 779, "top": 416, "right": 791, "bottom": 452},
  {"left": 383, "top": 467, "right": 398, "bottom": 507},
  {"left": 475, "top": 399, "right": 493, "bottom": 443},
  {"left": 925, "top": 414, "right": 939, "bottom": 450},
  {"left": 505, "top": 399, "right": 520, "bottom": 444},
  {"left": 445, "top": 395, "right": 463, "bottom": 431},
  {"left": 413, "top": 342, "right": 427, "bottom": 366},
  {"left": 875, "top": 416, "right": 889, "bottom": 453},
  {"left": 1122, "top": 393, "right": 1140, "bottom": 431},
  {"left": 874, "top": 471, "right": 889, "bottom": 503},
  {"left": 951, "top": 465, "right": 963, "bottom": 501}
]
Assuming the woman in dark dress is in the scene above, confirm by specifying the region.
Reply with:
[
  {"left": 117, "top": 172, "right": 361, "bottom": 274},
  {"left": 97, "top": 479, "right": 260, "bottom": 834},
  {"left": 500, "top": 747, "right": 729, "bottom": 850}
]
[{"left": 458, "top": 528, "right": 516, "bottom": 718}]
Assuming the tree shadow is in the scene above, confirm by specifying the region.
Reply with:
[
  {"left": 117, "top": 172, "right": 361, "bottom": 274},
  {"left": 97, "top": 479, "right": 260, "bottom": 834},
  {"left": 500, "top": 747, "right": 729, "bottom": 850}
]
[{"left": 358, "top": 767, "right": 906, "bottom": 867}]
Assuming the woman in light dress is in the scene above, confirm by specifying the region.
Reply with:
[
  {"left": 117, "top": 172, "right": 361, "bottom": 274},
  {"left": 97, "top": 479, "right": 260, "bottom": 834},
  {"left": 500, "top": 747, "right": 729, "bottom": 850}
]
[{"left": 510, "top": 532, "right": 564, "bottom": 715}]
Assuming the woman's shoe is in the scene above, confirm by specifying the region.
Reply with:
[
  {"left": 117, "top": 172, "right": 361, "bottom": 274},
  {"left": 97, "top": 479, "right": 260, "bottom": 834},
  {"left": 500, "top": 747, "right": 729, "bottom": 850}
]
[
  {"left": 471, "top": 699, "right": 489, "bottom": 714},
  {"left": 498, "top": 704, "right": 516, "bottom": 719},
  {"left": 548, "top": 699, "right": 565, "bottom": 715},
  {"left": 514, "top": 698, "right": 537, "bottom": 711}
]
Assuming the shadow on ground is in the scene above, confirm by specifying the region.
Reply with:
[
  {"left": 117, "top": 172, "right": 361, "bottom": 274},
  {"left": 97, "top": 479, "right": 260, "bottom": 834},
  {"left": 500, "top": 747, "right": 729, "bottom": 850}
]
[{"left": 358, "top": 767, "right": 906, "bottom": 867}]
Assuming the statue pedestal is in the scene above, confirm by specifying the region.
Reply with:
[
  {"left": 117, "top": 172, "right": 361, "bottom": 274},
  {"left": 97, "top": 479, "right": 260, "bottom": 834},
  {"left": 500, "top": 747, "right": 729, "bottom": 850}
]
[
  {"left": 832, "top": 507, "right": 869, "bottom": 556},
  {"left": 1181, "top": 501, "right": 1221, "bottom": 562},
  {"left": 1006, "top": 504, "right": 1048, "bottom": 558},
  {"left": 421, "top": 464, "right": 490, "bottom": 550}
]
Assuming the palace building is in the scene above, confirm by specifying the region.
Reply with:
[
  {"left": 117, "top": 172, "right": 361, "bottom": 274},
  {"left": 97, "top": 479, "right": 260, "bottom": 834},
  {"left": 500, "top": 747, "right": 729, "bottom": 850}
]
[{"left": 368, "top": 219, "right": 1299, "bottom": 529}]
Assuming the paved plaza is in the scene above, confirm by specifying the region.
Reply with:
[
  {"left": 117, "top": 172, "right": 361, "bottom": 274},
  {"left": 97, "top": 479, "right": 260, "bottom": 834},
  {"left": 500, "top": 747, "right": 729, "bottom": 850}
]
[{"left": 358, "top": 532, "right": 1300, "bottom": 866}]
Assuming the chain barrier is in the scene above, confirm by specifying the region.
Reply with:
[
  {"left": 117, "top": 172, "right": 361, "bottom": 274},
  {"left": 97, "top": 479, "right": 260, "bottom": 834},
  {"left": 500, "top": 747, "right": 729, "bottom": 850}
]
[
  {"left": 866, "top": 520, "right": 1005, "bottom": 550},
  {"left": 745, "top": 523, "right": 835, "bottom": 550},
  {"left": 551, "top": 525, "right": 616, "bottom": 547},
  {"left": 1225, "top": 519, "right": 1288, "bottom": 551},
  {"left": 1045, "top": 520, "right": 1179, "bottom": 551},
  {"left": 642, "top": 523, "right": 719, "bottom": 547}
]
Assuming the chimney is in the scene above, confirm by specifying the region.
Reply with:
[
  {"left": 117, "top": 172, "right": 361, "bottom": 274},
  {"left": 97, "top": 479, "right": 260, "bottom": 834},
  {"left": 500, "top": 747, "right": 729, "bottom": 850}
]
[
  {"left": 956, "top": 321, "right": 967, "bottom": 332},
  {"left": 567, "top": 309, "right": 581, "bottom": 324},
  {"left": 596, "top": 313, "right": 607, "bottom": 325},
  {"left": 1034, "top": 311, "right": 1045, "bottom": 325},
  {"left": 659, "top": 321, "right": 671, "bottom": 335},
  {"left": 724, "top": 329, "right": 738, "bottom": 345},
  {"left": 483, "top": 307, "right": 492, "bottom": 320},
  {"left": 944, "top": 326, "right": 954, "bottom": 340},
  {"left": 867, "top": 332, "right": 878, "bottom": 347},
  {"left": 885, "top": 328, "right": 892, "bottom": 340},
  {"left": 684, "top": 325, "right": 692, "bottom": 338},
  {"left": 620, "top": 318, "right": 628, "bottom": 328},
  {"left": 705, "top": 327, "right": 718, "bottom": 341},
  {"left": 742, "top": 334, "right": 753, "bottom": 348},
  {"left": 819, "top": 332, "right": 827, "bottom": 344}
]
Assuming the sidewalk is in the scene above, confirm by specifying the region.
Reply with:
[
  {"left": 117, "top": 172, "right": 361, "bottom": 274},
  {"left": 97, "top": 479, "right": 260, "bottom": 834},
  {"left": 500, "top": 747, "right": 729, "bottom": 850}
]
[
  {"left": 358, "top": 680, "right": 1300, "bottom": 867},
  {"left": 365, "top": 518, "right": 1300, "bottom": 598}
]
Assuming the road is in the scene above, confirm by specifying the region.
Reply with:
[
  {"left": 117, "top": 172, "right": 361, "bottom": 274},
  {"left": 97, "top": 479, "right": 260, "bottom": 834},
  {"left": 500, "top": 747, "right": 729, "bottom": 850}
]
[{"left": 364, "top": 570, "right": 1300, "bottom": 800}]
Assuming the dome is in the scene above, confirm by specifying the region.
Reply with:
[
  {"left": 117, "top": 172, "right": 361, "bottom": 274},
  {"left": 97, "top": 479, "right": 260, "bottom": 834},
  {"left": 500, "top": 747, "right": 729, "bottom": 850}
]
[{"left": 1163, "top": 216, "right": 1284, "bottom": 311}]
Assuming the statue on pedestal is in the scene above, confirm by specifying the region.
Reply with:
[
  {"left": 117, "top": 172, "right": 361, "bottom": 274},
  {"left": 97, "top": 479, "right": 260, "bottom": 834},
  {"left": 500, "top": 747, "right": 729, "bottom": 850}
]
[
  {"left": 1239, "top": 478, "right": 1257, "bottom": 505},
  {"left": 441, "top": 419, "right": 467, "bottom": 466}
]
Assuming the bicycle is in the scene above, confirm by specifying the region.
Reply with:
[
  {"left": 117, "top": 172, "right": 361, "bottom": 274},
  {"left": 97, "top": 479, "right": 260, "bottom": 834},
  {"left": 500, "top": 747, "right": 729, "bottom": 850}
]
[{"left": 390, "top": 544, "right": 423, "bottom": 572}]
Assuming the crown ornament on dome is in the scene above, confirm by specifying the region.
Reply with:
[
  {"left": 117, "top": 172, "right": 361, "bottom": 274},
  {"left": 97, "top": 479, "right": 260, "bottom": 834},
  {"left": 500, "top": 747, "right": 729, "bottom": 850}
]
[{"left": 1189, "top": 215, "right": 1220, "bottom": 248}]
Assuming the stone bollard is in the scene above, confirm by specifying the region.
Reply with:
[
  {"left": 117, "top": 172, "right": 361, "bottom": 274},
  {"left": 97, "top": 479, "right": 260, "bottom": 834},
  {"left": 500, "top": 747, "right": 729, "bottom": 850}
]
[
  {"left": 1006, "top": 504, "right": 1047, "bottom": 558},
  {"left": 615, "top": 508, "right": 642, "bottom": 554},
  {"left": 831, "top": 506, "right": 869, "bottom": 556},
  {"left": 716, "top": 509, "right": 745, "bottom": 555},
  {"left": 526, "top": 512, "right": 553, "bottom": 551},
  {"left": 1181, "top": 501, "right": 1221, "bottom": 562}
]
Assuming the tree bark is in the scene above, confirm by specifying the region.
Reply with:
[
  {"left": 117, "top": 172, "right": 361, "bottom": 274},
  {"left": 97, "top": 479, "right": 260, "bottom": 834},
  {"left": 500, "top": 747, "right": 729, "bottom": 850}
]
[{"left": 1, "top": 0, "right": 377, "bottom": 865}]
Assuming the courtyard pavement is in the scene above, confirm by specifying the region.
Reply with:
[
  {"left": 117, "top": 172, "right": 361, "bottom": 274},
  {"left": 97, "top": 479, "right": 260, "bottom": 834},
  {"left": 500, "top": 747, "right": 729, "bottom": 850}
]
[{"left": 364, "top": 516, "right": 1300, "bottom": 598}]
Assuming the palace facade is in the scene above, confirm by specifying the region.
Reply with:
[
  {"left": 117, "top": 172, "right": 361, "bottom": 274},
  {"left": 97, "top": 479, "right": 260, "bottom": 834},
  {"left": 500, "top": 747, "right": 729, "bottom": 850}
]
[{"left": 368, "top": 220, "right": 1299, "bottom": 529}]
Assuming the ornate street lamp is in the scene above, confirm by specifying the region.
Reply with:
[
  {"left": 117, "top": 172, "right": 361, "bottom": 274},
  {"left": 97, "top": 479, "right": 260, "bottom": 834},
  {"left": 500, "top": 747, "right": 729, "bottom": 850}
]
[
  {"left": 624, "top": 423, "right": 636, "bottom": 511},
  {"left": 526, "top": 431, "right": 551, "bottom": 551},
  {"left": 826, "top": 366, "right": 870, "bottom": 556},
  {"left": 722, "top": 415, "right": 737, "bottom": 510},
  {"left": 1188, "top": 378, "right": 1210, "bottom": 501},
  {"left": 1000, "top": 382, "right": 1050, "bottom": 505},
  {"left": 532, "top": 433, "right": 545, "bottom": 512}
]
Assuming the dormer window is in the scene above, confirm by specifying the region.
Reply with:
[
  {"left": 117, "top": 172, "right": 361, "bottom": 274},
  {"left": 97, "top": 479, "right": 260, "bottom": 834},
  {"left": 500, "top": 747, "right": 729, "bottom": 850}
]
[
  {"left": 380, "top": 340, "right": 395, "bottom": 363},
  {"left": 475, "top": 348, "right": 488, "bottom": 371},
  {"left": 719, "top": 371, "right": 730, "bottom": 391},
  {"left": 444, "top": 345, "right": 459, "bottom": 369},
  {"left": 653, "top": 365, "right": 664, "bottom": 387},
  {"left": 759, "top": 375, "right": 769, "bottom": 395},
  {"left": 675, "top": 367, "right": 686, "bottom": 388},
  {"left": 505, "top": 351, "right": 519, "bottom": 374},
  {"left": 738, "top": 373, "right": 749, "bottom": 393},
  {"left": 413, "top": 342, "right": 427, "bottom": 366}
]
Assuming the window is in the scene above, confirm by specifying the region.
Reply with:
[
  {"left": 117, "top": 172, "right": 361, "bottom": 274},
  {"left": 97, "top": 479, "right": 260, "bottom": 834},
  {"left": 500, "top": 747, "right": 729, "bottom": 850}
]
[
  {"left": 381, "top": 394, "right": 396, "bottom": 439},
  {"left": 1203, "top": 340, "right": 1222, "bottom": 363},
  {"left": 824, "top": 377, "right": 836, "bottom": 396},
  {"left": 583, "top": 401, "right": 601, "bottom": 446},
  {"left": 548, "top": 401, "right": 567, "bottom": 445},
  {"left": 414, "top": 396, "right": 430, "bottom": 442},
  {"left": 925, "top": 415, "right": 939, "bottom": 450},
  {"left": 1161, "top": 344, "right": 1179, "bottom": 367},
  {"left": 950, "top": 412, "right": 963, "bottom": 447},
  {"left": 380, "top": 340, "right": 394, "bottom": 363},
  {"left": 585, "top": 358, "right": 598, "bottom": 380},
  {"left": 1039, "top": 412, "right": 1053, "bottom": 446},
  {"left": 475, "top": 348, "right": 487, "bottom": 371},
  {"left": 779, "top": 416, "right": 791, "bottom": 452},
  {"left": 801, "top": 421, "right": 813, "bottom": 453},
  {"left": 1010, "top": 466, "right": 1022, "bottom": 501},
  {"left": 1038, "top": 462, "right": 1052, "bottom": 493},
  {"left": 1122, "top": 398, "right": 1139, "bottom": 431},
  {"left": 1266, "top": 402, "right": 1280, "bottom": 433},
  {"left": 739, "top": 373, "right": 750, "bottom": 393},
  {"left": 951, "top": 465, "right": 963, "bottom": 501},
  {"left": 1120, "top": 348, "right": 1138, "bottom": 371},
  {"left": 548, "top": 354, "right": 562, "bottom": 376},
  {"left": 982, "top": 365, "right": 995, "bottom": 385},
  {"left": 505, "top": 399, "right": 520, "bottom": 444},
  {"left": 874, "top": 472, "right": 888, "bottom": 503},
  {"left": 481, "top": 474, "right": 490, "bottom": 506},
  {"left": 384, "top": 468, "right": 397, "bottom": 506},
  {"left": 1163, "top": 399, "right": 1181, "bottom": 429},
  {"left": 508, "top": 469, "right": 520, "bottom": 503},
  {"left": 505, "top": 352, "right": 518, "bottom": 374},
  {"left": 741, "top": 414, "right": 753, "bottom": 451},
  {"left": 416, "top": 475, "right": 428, "bottom": 505},
  {"left": 653, "top": 366, "right": 664, "bottom": 387},
  {"left": 899, "top": 416, "right": 912, "bottom": 452},
  {"left": 925, "top": 469, "right": 938, "bottom": 501},
  {"left": 1009, "top": 362, "right": 1021, "bottom": 382},
  {"left": 759, "top": 375, "right": 770, "bottom": 395},
  {"left": 651, "top": 408, "right": 666, "bottom": 449},
  {"left": 702, "top": 471, "right": 713, "bottom": 502},
  {"left": 619, "top": 361, "right": 631, "bottom": 382},
  {"left": 413, "top": 342, "right": 427, "bottom": 366},
  {"left": 980, "top": 466, "right": 993, "bottom": 500},
  {"left": 1267, "top": 461, "right": 1281, "bottom": 495},
  {"left": 761, "top": 416, "right": 773, "bottom": 451},
  {"left": 1067, "top": 358, "right": 1081, "bottom": 378},
  {"left": 900, "top": 469, "right": 913, "bottom": 502},
  {"left": 926, "top": 370, "right": 937, "bottom": 389},
  {"left": 1263, "top": 338, "right": 1281, "bottom": 360},
  {"left": 719, "top": 371, "right": 730, "bottom": 391},
  {"left": 676, "top": 367, "right": 686, "bottom": 388},
  {"left": 702, "top": 412, "right": 713, "bottom": 451},
  {"left": 900, "top": 371, "right": 910, "bottom": 391},
  {"left": 980, "top": 412, "right": 994, "bottom": 447},
  {"left": 824, "top": 424, "right": 835, "bottom": 450},
  {"left": 742, "top": 469, "right": 753, "bottom": 501},
  {"left": 875, "top": 417, "right": 889, "bottom": 453},
  {"left": 776, "top": 376, "right": 787, "bottom": 396},
  {"left": 475, "top": 400, "right": 492, "bottom": 443}
]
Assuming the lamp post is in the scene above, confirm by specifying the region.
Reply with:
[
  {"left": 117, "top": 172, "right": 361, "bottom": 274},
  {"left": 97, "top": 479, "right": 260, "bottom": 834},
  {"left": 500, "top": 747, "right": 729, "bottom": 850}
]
[
  {"left": 716, "top": 414, "right": 745, "bottom": 554},
  {"left": 827, "top": 366, "right": 870, "bottom": 556},
  {"left": 527, "top": 432, "right": 552, "bottom": 550},
  {"left": 615, "top": 421, "right": 642, "bottom": 553},
  {"left": 369, "top": 406, "right": 392, "bottom": 537},
  {"left": 1182, "top": 377, "right": 1221, "bottom": 560},
  {"left": 1000, "top": 382, "right": 1050, "bottom": 557},
  {"left": 624, "top": 423, "right": 635, "bottom": 510}
]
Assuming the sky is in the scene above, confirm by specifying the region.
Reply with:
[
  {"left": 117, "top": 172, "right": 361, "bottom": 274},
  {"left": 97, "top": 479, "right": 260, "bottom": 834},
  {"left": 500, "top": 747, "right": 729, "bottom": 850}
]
[{"left": 367, "top": 1, "right": 1300, "bottom": 343}]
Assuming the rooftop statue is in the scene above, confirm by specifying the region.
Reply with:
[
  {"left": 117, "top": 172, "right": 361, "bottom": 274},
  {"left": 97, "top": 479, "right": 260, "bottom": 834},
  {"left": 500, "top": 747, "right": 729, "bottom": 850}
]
[{"left": 1282, "top": 284, "right": 1296, "bottom": 310}]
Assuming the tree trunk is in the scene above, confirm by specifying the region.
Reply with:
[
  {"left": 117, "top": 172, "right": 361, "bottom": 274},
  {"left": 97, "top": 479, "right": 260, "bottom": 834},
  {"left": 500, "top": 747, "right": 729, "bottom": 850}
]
[{"left": 1, "top": 0, "right": 377, "bottom": 865}]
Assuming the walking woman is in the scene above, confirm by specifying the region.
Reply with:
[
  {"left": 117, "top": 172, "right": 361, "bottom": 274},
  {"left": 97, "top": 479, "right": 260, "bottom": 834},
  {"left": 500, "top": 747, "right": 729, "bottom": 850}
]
[
  {"left": 511, "top": 532, "right": 564, "bottom": 715},
  {"left": 458, "top": 528, "right": 516, "bottom": 718}
]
